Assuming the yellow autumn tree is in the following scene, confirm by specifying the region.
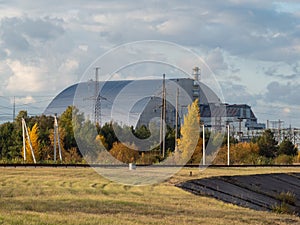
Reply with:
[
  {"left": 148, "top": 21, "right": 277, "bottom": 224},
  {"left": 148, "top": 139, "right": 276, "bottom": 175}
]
[
  {"left": 294, "top": 150, "right": 300, "bottom": 163},
  {"left": 213, "top": 142, "right": 260, "bottom": 165},
  {"left": 109, "top": 142, "right": 140, "bottom": 164},
  {"left": 231, "top": 142, "right": 259, "bottom": 164},
  {"left": 188, "top": 138, "right": 203, "bottom": 164},
  {"left": 96, "top": 134, "right": 108, "bottom": 150},
  {"left": 22, "top": 123, "right": 40, "bottom": 163},
  {"left": 176, "top": 99, "right": 201, "bottom": 164}
]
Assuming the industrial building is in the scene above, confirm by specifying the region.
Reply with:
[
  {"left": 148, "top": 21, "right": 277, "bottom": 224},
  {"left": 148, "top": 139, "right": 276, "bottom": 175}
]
[{"left": 45, "top": 68, "right": 265, "bottom": 135}]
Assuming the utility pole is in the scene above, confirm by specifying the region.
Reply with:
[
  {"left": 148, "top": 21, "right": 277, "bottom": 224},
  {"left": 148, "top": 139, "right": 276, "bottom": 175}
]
[
  {"left": 160, "top": 74, "right": 166, "bottom": 158},
  {"left": 238, "top": 118, "right": 242, "bottom": 141},
  {"left": 202, "top": 124, "right": 205, "bottom": 166},
  {"left": 53, "top": 114, "right": 62, "bottom": 162},
  {"left": 94, "top": 67, "right": 101, "bottom": 125},
  {"left": 13, "top": 96, "right": 15, "bottom": 121},
  {"left": 227, "top": 124, "right": 230, "bottom": 166},
  {"left": 22, "top": 118, "right": 26, "bottom": 161},
  {"left": 22, "top": 118, "right": 36, "bottom": 164},
  {"left": 175, "top": 88, "right": 179, "bottom": 152}
]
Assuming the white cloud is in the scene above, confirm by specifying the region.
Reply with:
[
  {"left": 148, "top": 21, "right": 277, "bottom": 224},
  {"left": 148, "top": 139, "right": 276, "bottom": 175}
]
[
  {"left": 14, "top": 96, "right": 36, "bottom": 104},
  {"left": 55, "top": 58, "right": 80, "bottom": 89},
  {"left": 283, "top": 107, "right": 291, "bottom": 114},
  {"left": 0, "top": 0, "right": 299, "bottom": 125},
  {"left": 206, "top": 48, "right": 228, "bottom": 74},
  {"left": 59, "top": 59, "right": 79, "bottom": 73},
  {"left": 5, "top": 60, "right": 49, "bottom": 93},
  {"left": 78, "top": 44, "right": 88, "bottom": 52}
]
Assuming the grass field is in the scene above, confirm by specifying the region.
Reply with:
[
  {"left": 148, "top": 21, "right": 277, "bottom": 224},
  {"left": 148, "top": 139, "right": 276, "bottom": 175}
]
[{"left": 0, "top": 167, "right": 300, "bottom": 225}]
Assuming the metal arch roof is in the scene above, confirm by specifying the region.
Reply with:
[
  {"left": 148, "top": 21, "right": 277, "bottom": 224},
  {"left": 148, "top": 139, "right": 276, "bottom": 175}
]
[{"left": 44, "top": 78, "right": 222, "bottom": 126}]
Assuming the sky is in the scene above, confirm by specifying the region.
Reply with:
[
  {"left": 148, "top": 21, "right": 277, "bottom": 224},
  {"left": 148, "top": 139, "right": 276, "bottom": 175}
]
[{"left": 0, "top": 0, "right": 299, "bottom": 127}]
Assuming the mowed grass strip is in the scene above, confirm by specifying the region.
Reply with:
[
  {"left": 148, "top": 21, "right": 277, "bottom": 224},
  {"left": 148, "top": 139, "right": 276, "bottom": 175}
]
[{"left": 0, "top": 167, "right": 299, "bottom": 225}]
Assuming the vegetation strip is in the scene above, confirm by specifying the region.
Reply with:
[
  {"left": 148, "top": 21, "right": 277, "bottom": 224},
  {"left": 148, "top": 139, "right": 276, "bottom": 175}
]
[{"left": 1, "top": 163, "right": 300, "bottom": 168}]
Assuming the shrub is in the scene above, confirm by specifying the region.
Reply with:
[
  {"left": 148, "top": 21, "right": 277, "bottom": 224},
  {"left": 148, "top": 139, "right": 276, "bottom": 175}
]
[
  {"left": 277, "top": 191, "right": 296, "bottom": 205},
  {"left": 293, "top": 151, "right": 300, "bottom": 163},
  {"left": 274, "top": 154, "right": 293, "bottom": 165},
  {"left": 278, "top": 139, "right": 298, "bottom": 156},
  {"left": 272, "top": 202, "right": 293, "bottom": 214},
  {"left": 231, "top": 142, "right": 260, "bottom": 165},
  {"left": 136, "top": 151, "right": 161, "bottom": 165},
  {"left": 256, "top": 156, "right": 273, "bottom": 165},
  {"left": 213, "top": 142, "right": 260, "bottom": 165},
  {"left": 212, "top": 145, "right": 227, "bottom": 165}
]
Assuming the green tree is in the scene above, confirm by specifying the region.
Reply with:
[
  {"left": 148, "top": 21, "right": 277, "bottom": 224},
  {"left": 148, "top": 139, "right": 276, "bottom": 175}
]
[
  {"left": 59, "top": 106, "right": 84, "bottom": 150},
  {"left": 165, "top": 125, "right": 175, "bottom": 152},
  {"left": 33, "top": 115, "right": 54, "bottom": 158},
  {"left": 15, "top": 110, "right": 29, "bottom": 126},
  {"left": 9, "top": 110, "right": 29, "bottom": 159},
  {"left": 257, "top": 129, "right": 278, "bottom": 158},
  {"left": 0, "top": 122, "right": 15, "bottom": 159},
  {"left": 134, "top": 125, "right": 151, "bottom": 139},
  {"left": 133, "top": 123, "right": 161, "bottom": 152},
  {"left": 278, "top": 139, "right": 297, "bottom": 156},
  {"left": 75, "top": 119, "right": 98, "bottom": 161},
  {"left": 99, "top": 122, "right": 118, "bottom": 150}
]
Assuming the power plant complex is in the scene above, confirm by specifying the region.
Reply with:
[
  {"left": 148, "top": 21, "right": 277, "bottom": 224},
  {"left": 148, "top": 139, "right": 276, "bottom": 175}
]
[{"left": 45, "top": 67, "right": 265, "bottom": 140}]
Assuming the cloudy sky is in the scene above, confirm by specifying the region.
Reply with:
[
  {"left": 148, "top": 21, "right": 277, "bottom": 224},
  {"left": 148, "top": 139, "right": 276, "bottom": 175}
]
[{"left": 0, "top": 0, "right": 300, "bottom": 127}]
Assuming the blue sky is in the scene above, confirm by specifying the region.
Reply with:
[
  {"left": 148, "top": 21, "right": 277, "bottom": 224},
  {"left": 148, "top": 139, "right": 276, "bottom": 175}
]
[{"left": 0, "top": 0, "right": 299, "bottom": 127}]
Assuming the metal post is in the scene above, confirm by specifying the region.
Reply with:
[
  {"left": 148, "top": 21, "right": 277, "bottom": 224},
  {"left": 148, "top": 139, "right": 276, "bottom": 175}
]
[
  {"left": 13, "top": 96, "right": 15, "bottom": 121},
  {"left": 54, "top": 119, "right": 57, "bottom": 162},
  {"left": 57, "top": 125, "right": 62, "bottom": 162},
  {"left": 202, "top": 125, "right": 205, "bottom": 166},
  {"left": 227, "top": 125, "right": 230, "bottom": 166},
  {"left": 54, "top": 115, "right": 62, "bottom": 162},
  {"left": 22, "top": 118, "right": 36, "bottom": 164},
  {"left": 175, "top": 88, "right": 179, "bottom": 152},
  {"left": 22, "top": 119, "right": 26, "bottom": 161},
  {"left": 55, "top": 116, "right": 62, "bottom": 161},
  {"left": 162, "top": 74, "right": 166, "bottom": 158},
  {"left": 160, "top": 74, "right": 166, "bottom": 158}
]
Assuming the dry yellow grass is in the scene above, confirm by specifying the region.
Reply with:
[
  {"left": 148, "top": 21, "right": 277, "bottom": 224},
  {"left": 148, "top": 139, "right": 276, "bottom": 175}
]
[{"left": 0, "top": 167, "right": 299, "bottom": 225}]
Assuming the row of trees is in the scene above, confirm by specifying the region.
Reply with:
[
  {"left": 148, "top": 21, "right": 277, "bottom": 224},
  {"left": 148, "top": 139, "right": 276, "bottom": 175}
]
[
  {"left": 0, "top": 101, "right": 299, "bottom": 165},
  {"left": 0, "top": 107, "right": 83, "bottom": 163},
  {"left": 0, "top": 105, "right": 175, "bottom": 164},
  {"left": 214, "top": 137, "right": 299, "bottom": 165}
]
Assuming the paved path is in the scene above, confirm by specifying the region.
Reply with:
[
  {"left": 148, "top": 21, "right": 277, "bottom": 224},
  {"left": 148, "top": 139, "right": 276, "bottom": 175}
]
[{"left": 177, "top": 173, "right": 300, "bottom": 215}]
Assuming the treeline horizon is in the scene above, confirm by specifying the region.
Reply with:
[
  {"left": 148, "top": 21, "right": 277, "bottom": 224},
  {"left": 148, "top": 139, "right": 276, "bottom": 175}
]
[{"left": 0, "top": 104, "right": 299, "bottom": 165}]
